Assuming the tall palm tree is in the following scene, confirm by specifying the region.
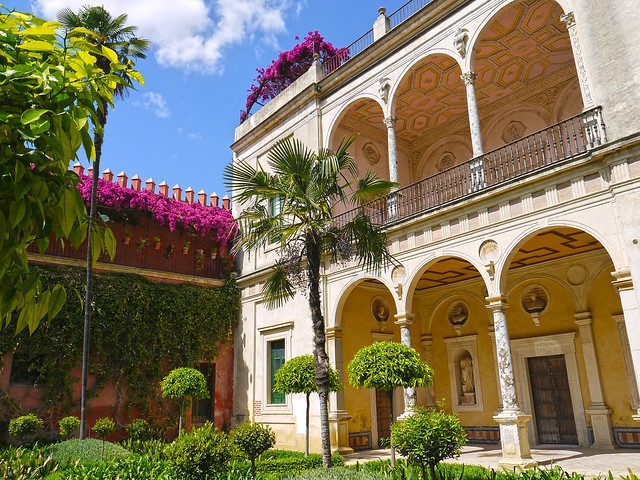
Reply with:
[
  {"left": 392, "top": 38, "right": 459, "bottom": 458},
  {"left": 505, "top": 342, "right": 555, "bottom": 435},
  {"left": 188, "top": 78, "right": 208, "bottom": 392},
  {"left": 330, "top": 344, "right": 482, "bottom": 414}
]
[
  {"left": 225, "top": 137, "right": 396, "bottom": 467},
  {"left": 58, "top": 6, "right": 149, "bottom": 439}
]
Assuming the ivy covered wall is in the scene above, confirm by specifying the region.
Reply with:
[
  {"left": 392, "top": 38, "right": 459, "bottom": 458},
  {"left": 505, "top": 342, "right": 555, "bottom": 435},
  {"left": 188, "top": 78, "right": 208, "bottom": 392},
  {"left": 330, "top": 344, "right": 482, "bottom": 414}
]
[{"left": 0, "top": 264, "right": 239, "bottom": 430}]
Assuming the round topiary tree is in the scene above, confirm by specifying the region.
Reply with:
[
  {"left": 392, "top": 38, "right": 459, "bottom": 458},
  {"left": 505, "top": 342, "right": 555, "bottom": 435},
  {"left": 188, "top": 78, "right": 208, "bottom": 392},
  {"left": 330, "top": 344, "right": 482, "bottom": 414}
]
[
  {"left": 92, "top": 417, "right": 116, "bottom": 459},
  {"left": 126, "top": 418, "right": 155, "bottom": 441},
  {"left": 231, "top": 422, "right": 276, "bottom": 480},
  {"left": 9, "top": 413, "right": 44, "bottom": 444},
  {"left": 348, "top": 341, "right": 433, "bottom": 465},
  {"left": 164, "top": 422, "right": 231, "bottom": 480},
  {"left": 59, "top": 415, "right": 81, "bottom": 439},
  {"left": 392, "top": 408, "right": 467, "bottom": 480},
  {"left": 274, "top": 355, "right": 342, "bottom": 456},
  {"left": 161, "top": 367, "right": 209, "bottom": 436}
]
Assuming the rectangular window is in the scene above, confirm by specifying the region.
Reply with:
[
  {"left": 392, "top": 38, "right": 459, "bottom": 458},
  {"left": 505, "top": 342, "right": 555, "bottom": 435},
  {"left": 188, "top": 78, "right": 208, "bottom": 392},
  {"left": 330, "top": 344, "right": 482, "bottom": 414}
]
[
  {"left": 191, "top": 363, "right": 215, "bottom": 425},
  {"left": 269, "top": 196, "right": 283, "bottom": 217},
  {"left": 268, "top": 339, "right": 286, "bottom": 404}
]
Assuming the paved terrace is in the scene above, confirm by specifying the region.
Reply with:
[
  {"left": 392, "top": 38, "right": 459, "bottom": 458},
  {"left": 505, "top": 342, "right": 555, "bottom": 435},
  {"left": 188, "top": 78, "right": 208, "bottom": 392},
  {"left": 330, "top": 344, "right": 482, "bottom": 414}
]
[{"left": 345, "top": 445, "right": 640, "bottom": 477}]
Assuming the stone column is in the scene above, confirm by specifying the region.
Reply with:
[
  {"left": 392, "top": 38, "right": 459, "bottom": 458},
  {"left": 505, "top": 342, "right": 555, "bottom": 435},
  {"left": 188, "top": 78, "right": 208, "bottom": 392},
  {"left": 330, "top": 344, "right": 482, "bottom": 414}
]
[
  {"left": 326, "top": 326, "right": 353, "bottom": 453},
  {"left": 560, "top": 12, "right": 594, "bottom": 109},
  {"left": 461, "top": 72, "right": 485, "bottom": 191},
  {"left": 574, "top": 312, "right": 615, "bottom": 448},
  {"left": 486, "top": 295, "right": 536, "bottom": 468},
  {"left": 395, "top": 313, "right": 416, "bottom": 416},
  {"left": 420, "top": 334, "right": 435, "bottom": 407},
  {"left": 384, "top": 116, "right": 400, "bottom": 218},
  {"left": 488, "top": 325, "right": 503, "bottom": 410},
  {"left": 612, "top": 270, "right": 640, "bottom": 420}
]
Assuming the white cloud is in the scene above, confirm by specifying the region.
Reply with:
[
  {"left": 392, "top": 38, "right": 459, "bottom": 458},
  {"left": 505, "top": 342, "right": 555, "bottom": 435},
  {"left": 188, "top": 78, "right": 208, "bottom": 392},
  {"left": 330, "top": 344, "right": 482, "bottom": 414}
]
[
  {"left": 177, "top": 128, "right": 204, "bottom": 143},
  {"left": 33, "top": 0, "right": 295, "bottom": 73},
  {"left": 134, "top": 91, "right": 170, "bottom": 118}
]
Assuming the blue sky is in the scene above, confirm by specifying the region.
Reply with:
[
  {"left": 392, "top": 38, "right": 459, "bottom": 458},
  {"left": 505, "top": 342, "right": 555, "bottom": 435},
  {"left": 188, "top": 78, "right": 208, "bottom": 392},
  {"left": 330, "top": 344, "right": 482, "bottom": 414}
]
[{"left": 9, "top": 0, "right": 410, "bottom": 199}]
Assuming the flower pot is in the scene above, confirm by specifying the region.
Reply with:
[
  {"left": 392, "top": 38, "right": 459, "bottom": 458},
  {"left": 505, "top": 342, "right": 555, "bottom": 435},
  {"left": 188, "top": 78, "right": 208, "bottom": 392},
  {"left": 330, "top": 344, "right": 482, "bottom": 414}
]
[
  {"left": 182, "top": 247, "right": 189, "bottom": 255},
  {"left": 154, "top": 242, "right": 161, "bottom": 250},
  {"left": 123, "top": 236, "right": 131, "bottom": 245}
]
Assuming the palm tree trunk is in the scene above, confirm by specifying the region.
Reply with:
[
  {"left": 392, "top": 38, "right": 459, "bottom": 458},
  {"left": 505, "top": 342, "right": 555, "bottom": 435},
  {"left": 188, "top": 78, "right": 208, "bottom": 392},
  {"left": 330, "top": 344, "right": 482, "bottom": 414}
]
[
  {"left": 305, "top": 392, "right": 310, "bottom": 457},
  {"left": 306, "top": 232, "right": 332, "bottom": 468},
  {"left": 79, "top": 100, "right": 108, "bottom": 439}
]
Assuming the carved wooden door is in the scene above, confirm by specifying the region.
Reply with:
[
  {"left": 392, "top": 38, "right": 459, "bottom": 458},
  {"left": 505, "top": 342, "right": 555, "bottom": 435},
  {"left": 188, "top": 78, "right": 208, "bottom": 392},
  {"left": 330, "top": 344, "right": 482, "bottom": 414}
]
[
  {"left": 375, "top": 389, "right": 391, "bottom": 443},
  {"left": 528, "top": 354, "right": 578, "bottom": 444}
]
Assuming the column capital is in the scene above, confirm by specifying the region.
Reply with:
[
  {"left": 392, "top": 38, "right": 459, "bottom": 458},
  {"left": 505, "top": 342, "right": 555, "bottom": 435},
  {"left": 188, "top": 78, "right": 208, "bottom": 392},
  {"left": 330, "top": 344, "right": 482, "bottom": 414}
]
[
  {"left": 560, "top": 11, "right": 575, "bottom": 28},
  {"left": 612, "top": 269, "right": 633, "bottom": 291},
  {"left": 383, "top": 116, "right": 397, "bottom": 128},
  {"left": 394, "top": 312, "right": 414, "bottom": 327},
  {"left": 485, "top": 295, "right": 509, "bottom": 311},
  {"left": 460, "top": 71, "right": 478, "bottom": 85},
  {"left": 574, "top": 311, "right": 593, "bottom": 326},
  {"left": 325, "top": 326, "right": 343, "bottom": 339}
]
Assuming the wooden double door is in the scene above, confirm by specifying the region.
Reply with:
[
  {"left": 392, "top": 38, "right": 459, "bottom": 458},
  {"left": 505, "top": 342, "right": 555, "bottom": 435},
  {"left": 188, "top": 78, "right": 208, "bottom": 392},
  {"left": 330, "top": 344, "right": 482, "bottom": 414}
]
[{"left": 527, "top": 354, "right": 578, "bottom": 445}]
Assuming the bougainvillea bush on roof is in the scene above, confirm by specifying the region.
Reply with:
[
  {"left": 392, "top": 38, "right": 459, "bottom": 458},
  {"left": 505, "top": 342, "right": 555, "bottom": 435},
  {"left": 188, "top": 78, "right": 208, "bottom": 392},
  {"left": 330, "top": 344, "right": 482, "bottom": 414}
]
[
  {"left": 77, "top": 174, "right": 236, "bottom": 245},
  {"left": 241, "top": 31, "right": 345, "bottom": 122}
]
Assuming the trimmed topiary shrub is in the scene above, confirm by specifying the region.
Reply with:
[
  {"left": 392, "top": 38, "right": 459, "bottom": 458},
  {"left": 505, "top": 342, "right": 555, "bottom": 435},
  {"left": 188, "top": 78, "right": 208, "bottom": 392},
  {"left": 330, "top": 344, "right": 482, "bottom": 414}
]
[
  {"left": 46, "top": 438, "right": 131, "bottom": 463},
  {"left": 92, "top": 417, "right": 117, "bottom": 459},
  {"left": 58, "top": 416, "right": 80, "bottom": 439},
  {"left": 391, "top": 408, "right": 467, "bottom": 480},
  {"left": 232, "top": 422, "right": 276, "bottom": 480},
  {"left": 164, "top": 422, "right": 231, "bottom": 480},
  {"left": 125, "top": 418, "right": 155, "bottom": 441},
  {"left": 8, "top": 414, "right": 44, "bottom": 443},
  {"left": 161, "top": 367, "right": 209, "bottom": 436}
]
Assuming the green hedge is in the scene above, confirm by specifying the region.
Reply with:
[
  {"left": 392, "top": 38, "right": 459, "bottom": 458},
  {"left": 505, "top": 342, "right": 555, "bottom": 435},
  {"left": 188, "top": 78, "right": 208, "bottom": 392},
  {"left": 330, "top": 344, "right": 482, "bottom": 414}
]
[{"left": 46, "top": 438, "right": 131, "bottom": 463}]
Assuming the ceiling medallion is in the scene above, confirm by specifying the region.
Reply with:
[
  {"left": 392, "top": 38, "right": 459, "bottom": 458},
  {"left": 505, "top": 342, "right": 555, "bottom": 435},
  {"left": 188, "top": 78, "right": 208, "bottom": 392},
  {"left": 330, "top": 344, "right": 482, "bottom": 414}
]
[
  {"left": 502, "top": 120, "right": 527, "bottom": 143},
  {"left": 362, "top": 142, "right": 380, "bottom": 165},
  {"left": 520, "top": 284, "right": 549, "bottom": 327}
]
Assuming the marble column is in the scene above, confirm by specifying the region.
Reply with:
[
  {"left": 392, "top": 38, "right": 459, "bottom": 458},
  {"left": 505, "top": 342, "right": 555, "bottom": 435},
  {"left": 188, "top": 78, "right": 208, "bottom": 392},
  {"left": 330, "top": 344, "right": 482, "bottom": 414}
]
[
  {"left": 384, "top": 116, "right": 399, "bottom": 218},
  {"left": 395, "top": 313, "right": 416, "bottom": 416},
  {"left": 560, "top": 12, "right": 594, "bottom": 109},
  {"left": 612, "top": 270, "right": 640, "bottom": 421},
  {"left": 461, "top": 72, "right": 485, "bottom": 191},
  {"left": 574, "top": 312, "right": 615, "bottom": 448},
  {"left": 488, "top": 325, "right": 503, "bottom": 410},
  {"left": 486, "top": 295, "right": 536, "bottom": 468},
  {"left": 420, "top": 334, "right": 436, "bottom": 407},
  {"left": 325, "top": 326, "right": 353, "bottom": 453}
]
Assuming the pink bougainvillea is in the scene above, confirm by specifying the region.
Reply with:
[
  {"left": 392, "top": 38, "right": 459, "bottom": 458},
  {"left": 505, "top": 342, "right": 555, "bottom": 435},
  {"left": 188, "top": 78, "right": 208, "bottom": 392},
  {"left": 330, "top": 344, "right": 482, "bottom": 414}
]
[
  {"left": 240, "top": 31, "right": 346, "bottom": 123},
  {"left": 77, "top": 175, "right": 236, "bottom": 246}
]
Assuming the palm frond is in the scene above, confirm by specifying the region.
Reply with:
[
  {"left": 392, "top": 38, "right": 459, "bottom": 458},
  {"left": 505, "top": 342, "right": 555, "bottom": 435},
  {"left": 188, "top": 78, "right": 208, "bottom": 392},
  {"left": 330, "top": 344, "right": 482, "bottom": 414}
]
[
  {"left": 224, "top": 160, "right": 281, "bottom": 205},
  {"left": 341, "top": 212, "right": 395, "bottom": 273},
  {"left": 262, "top": 264, "right": 296, "bottom": 309},
  {"left": 351, "top": 171, "right": 397, "bottom": 206}
]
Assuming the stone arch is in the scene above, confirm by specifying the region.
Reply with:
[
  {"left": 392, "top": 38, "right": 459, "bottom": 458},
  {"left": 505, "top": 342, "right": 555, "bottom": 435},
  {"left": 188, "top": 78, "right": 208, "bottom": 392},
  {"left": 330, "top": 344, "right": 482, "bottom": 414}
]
[
  {"left": 496, "top": 222, "right": 624, "bottom": 294},
  {"left": 467, "top": 0, "right": 571, "bottom": 69},
  {"left": 325, "top": 94, "right": 386, "bottom": 151},
  {"left": 403, "top": 252, "right": 492, "bottom": 314},
  {"left": 333, "top": 274, "right": 398, "bottom": 328},
  {"left": 388, "top": 49, "right": 463, "bottom": 116},
  {"left": 552, "top": 78, "right": 583, "bottom": 122}
]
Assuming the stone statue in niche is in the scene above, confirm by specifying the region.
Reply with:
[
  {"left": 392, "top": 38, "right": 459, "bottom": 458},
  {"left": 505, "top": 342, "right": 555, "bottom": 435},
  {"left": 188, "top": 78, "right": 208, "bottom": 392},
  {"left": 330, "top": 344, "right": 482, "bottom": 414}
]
[
  {"left": 363, "top": 142, "right": 380, "bottom": 165},
  {"left": 458, "top": 351, "right": 476, "bottom": 405},
  {"left": 502, "top": 120, "right": 527, "bottom": 143},
  {"left": 436, "top": 151, "right": 456, "bottom": 172},
  {"left": 453, "top": 28, "right": 469, "bottom": 58}
]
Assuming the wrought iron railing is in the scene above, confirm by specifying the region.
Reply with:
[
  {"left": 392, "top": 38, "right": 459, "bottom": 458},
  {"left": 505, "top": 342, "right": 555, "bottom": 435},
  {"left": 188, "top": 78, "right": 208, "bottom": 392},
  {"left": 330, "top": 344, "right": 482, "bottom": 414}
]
[
  {"left": 322, "top": 0, "right": 439, "bottom": 75},
  {"left": 334, "top": 107, "right": 606, "bottom": 228}
]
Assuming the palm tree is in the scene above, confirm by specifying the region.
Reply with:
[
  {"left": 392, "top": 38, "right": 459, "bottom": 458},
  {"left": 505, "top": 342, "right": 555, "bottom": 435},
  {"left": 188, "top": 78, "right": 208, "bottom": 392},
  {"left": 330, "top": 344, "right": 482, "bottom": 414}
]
[
  {"left": 57, "top": 6, "right": 149, "bottom": 439},
  {"left": 225, "top": 137, "right": 396, "bottom": 467}
]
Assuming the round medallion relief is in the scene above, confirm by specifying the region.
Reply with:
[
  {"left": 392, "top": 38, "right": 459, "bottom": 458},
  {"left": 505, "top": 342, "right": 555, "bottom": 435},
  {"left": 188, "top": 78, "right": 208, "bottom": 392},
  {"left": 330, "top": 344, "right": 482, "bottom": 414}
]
[
  {"left": 436, "top": 151, "right": 456, "bottom": 171},
  {"left": 391, "top": 265, "right": 407, "bottom": 286},
  {"left": 479, "top": 239, "right": 500, "bottom": 264},
  {"left": 362, "top": 142, "right": 380, "bottom": 165},
  {"left": 371, "top": 296, "right": 391, "bottom": 323},
  {"left": 521, "top": 284, "right": 549, "bottom": 315},
  {"left": 447, "top": 300, "right": 469, "bottom": 327},
  {"left": 567, "top": 264, "right": 588, "bottom": 286}
]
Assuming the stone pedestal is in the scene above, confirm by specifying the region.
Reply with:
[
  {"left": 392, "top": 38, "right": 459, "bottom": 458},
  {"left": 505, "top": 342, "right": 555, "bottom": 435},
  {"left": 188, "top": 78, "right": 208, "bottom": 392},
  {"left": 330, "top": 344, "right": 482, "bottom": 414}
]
[
  {"left": 329, "top": 410, "right": 353, "bottom": 454},
  {"left": 586, "top": 405, "right": 615, "bottom": 448},
  {"left": 493, "top": 410, "right": 537, "bottom": 468}
]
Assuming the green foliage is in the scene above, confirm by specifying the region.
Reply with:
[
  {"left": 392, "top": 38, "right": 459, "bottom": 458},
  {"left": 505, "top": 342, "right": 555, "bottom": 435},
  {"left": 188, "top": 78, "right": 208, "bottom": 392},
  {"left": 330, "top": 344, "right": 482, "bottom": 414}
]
[
  {"left": 0, "top": 447, "right": 60, "bottom": 480},
  {"left": 120, "top": 438, "right": 167, "bottom": 461},
  {"left": 92, "top": 417, "right": 116, "bottom": 438},
  {"left": 274, "top": 355, "right": 342, "bottom": 395},
  {"left": 348, "top": 342, "right": 433, "bottom": 391},
  {"left": 288, "top": 467, "right": 388, "bottom": 479},
  {"left": 391, "top": 408, "right": 467, "bottom": 479},
  {"left": 46, "top": 438, "right": 131, "bottom": 463},
  {"left": 161, "top": 367, "right": 210, "bottom": 402},
  {"left": 0, "top": 6, "right": 139, "bottom": 333},
  {"left": 125, "top": 418, "right": 156, "bottom": 441},
  {"left": 237, "top": 450, "right": 345, "bottom": 476},
  {"left": 0, "top": 265, "right": 239, "bottom": 421},
  {"left": 8, "top": 414, "right": 43, "bottom": 439},
  {"left": 232, "top": 422, "right": 276, "bottom": 479},
  {"left": 164, "top": 422, "right": 232, "bottom": 480},
  {"left": 58, "top": 416, "right": 80, "bottom": 438},
  {"left": 50, "top": 455, "right": 172, "bottom": 480}
]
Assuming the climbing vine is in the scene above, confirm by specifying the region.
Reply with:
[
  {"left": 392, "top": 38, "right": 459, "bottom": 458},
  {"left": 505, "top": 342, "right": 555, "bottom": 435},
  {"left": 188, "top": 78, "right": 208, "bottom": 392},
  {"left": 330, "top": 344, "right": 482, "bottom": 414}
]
[{"left": 0, "top": 264, "right": 239, "bottom": 427}]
